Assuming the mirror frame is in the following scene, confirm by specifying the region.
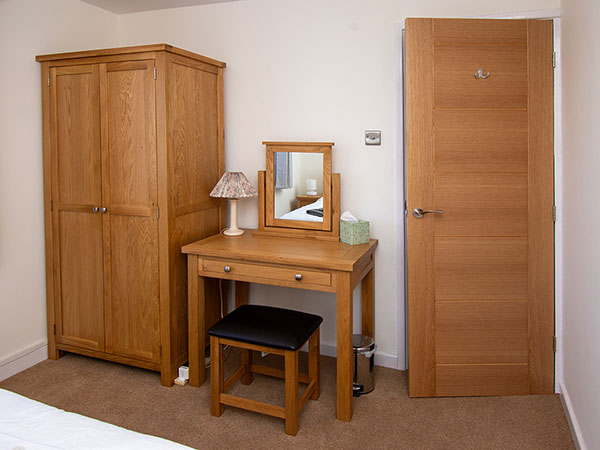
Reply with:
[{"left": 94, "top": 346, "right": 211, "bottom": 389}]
[
  {"left": 267, "top": 143, "right": 331, "bottom": 230},
  {"left": 255, "top": 141, "right": 340, "bottom": 241}
]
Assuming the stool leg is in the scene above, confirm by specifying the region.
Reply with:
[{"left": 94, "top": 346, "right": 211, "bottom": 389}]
[
  {"left": 284, "top": 350, "right": 299, "bottom": 436},
  {"left": 241, "top": 349, "right": 253, "bottom": 385},
  {"left": 309, "top": 327, "right": 320, "bottom": 400},
  {"left": 210, "top": 336, "right": 224, "bottom": 416}
]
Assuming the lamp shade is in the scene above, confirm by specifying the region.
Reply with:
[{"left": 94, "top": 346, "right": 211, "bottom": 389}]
[
  {"left": 210, "top": 172, "right": 257, "bottom": 199},
  {"left": 305, "top": 178, "right": 317, "bottom": 195}
]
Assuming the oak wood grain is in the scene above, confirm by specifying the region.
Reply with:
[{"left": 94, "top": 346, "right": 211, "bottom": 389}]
[
  {"left": 433, "top": 18, "right": 527, "bottom": 46},
  {"left": 406, "top": 18, "right": 554, "bottom": 397},
  {"left": 37, "top": 43, "right": 226, "bottom": 68},
  {"left": 434, "top": 109, "right": 528, "bottom": 173},
  {"left": 434, "top": 44, "right": 527, "bottom": 109},
  {"left": 436, "top": 300, "right": 528, "bottom": 364},
  {"left": 39, "top": 44, "right": 227, "bottom": 386},
  {"left": 434, "top": 173, "right": 528, "bottom": 236},
  {"left": 405, "top": 17, "right": 436, "bottom": 398},
  {"left": 436, "top": 363, "right": 529, "bottom": 396},
  {"left": 285, "top": 350, "right": 300, "bottom": 435},
  {"left": 185, "top": 231, "right": 377, "bottom": 422},
  {"left": 41, "top": 61, "right": 58, "bottom": 359},
  {"left": 527, "top": 19, "right": 555, "bottom": 395},
  {"left": 336, "top": 271, "right": 353, "bottom": 422},
  {"left": 435, "top": 237, "right": 528, "bottom": 300},
  {"left": 50, "top": 64, "right": 104, "bottom": 353}
]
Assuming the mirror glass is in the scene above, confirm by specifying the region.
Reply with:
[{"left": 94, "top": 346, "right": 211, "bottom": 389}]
[{"left": 273, "top": 152, "right": 324, "bottom": 222}]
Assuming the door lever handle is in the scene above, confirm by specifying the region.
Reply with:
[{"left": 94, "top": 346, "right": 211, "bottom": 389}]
[{"left": 412, "top": 208, "right": 444, "bottom": 219}]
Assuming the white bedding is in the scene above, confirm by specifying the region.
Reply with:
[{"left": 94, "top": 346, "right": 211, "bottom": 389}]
[
  {"left": 279, "top": 197, "right": 323, "bottom": 222},
  {"left": 0, "top": 389, "right": 192, "bottom": 450}
]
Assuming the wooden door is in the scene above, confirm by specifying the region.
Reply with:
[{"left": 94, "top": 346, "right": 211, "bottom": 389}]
[
  {"left": 49, "top": 65, "right": 105, "bottom": 351},
  {"left": 405, "top": 19, "right": 554, "bottom": 397},
  {"left": 100, "top": 60, "right": 160, "bottom": 364}
]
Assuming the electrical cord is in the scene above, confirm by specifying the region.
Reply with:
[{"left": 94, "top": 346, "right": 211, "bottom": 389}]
[{"left": 204, "top": 277, "right": 230, "bottom": 369}]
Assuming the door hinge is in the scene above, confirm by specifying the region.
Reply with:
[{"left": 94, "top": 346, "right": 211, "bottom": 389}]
[
  {"left": 552, "top": 52, "right": 557, "bottom": 68},
  {"left": 50, "top": 199, "right": 53, "bottom": 212},
  {"left": 159, "top": 344, "right": 162, "bottom": 357},
  {"left": 156, "top": 206, "right": 160, "bottom": 219},
  {"left": 553, "top": 336, "right": 557, "bottom": 353},
  {"left": 53, "top": 324, "right": 56, "bottom": 336},
  {"left": 153, "top": 67, "right": 157, "bottom": 80},
  {"left": 47, "top": 75, "right": 50, "bottom": 87},
  {"left": 553, "top": 205, "right": 557, "bottom": 222}
]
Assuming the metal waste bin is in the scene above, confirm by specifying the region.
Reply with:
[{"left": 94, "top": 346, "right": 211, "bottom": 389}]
[{"left": 352, "top": 334, "right": 376, "bottom": 397}]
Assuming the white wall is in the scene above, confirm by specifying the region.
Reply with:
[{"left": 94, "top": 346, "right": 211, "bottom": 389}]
[
  {"left": 118, "top": 0, "right": 559, "bottom": 364},
  {"left": 0, "top": 0, "right": 118, "bottom": 377},
  {"left": 561, "top": 0, "right": 600, "bottom": 448}
]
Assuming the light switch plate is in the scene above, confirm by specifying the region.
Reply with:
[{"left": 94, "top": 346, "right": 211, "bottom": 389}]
[{"left": 365, "top": 130, "right": 381, "bottom": 145}]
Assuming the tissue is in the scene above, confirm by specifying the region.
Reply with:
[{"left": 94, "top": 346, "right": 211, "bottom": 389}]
[{"left": 340, "top": 211, "right": 360, "bottom": 223}]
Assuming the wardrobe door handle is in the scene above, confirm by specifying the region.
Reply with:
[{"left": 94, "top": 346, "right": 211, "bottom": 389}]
[
  {"left": 92, "top": 206, "right": 99, "bottom": 213},
  {"left": 100, "top": 207, "right": 107, "bottom": 214}
]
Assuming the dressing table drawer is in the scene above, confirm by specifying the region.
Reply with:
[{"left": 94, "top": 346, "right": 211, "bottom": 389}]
[{"left": 201, "top": 259, "right": 332, "bottom": 287}]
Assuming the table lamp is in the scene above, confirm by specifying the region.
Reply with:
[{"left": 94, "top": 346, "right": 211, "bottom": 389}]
[
  {"left": 209, "top": 172, "right": 257, "bottom": 236},
  {"left": 306, "top": 178, "right": 317, "bottom": 195}
]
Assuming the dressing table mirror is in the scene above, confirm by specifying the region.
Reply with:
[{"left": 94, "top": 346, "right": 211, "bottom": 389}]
[{"left": 255, "top": 141, "right": 340, "bottom": 241}]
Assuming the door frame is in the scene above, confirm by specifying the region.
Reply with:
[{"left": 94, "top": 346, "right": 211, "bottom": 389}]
[{"left": 393, "top": 9, "right": 563, "bottom": 393}]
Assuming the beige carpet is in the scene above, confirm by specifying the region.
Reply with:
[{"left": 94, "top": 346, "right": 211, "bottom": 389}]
[{"left": 0, "top": 352, "right": 574, "bottom": 450}]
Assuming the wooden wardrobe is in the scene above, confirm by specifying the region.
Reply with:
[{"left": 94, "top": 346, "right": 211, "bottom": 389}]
[{"left": 36, "top": 44, "right": 226, "bottom": 386}]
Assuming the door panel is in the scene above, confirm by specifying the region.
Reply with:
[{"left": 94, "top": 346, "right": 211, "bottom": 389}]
[
  {"left": 433, "top": 18, "right": 528, "bottom": 46},
  {"left": 435, "top": 301, "right": 528, "bottom": 364},
  {"left": 434, "top": 238, "right": 528, "bottom": 300},
  {"left": 434, "top": 45, "right": 528, "bottom": 109},
  {"left": 56, "top": 210, "right": 104, "bottom": 350},
  {"left": 107, "top": 215, "right": 159, "bottom": 363},
  {"left": 434, "top": 173, "right": 528, "bottom": 236},
  {"left": 54, "top": 65, "right": 102, "bottom": 205},
  {"left": 100, "top": 60, "right": 159, "bottom": 364},
  {"left": 436, "top": 364, "right": 529, "bottom": 397},
  {"left": 406, "top": 18, "right": 554, "bottom": 397},
  {"left": 435, "top": 110, "right": 528, "bottom": 173},
  {"left": 169, "top": 58, "right": 220, "bottom": 211},
  {"left": 50, "top": 65, "right": 104, "bottom": 351}
]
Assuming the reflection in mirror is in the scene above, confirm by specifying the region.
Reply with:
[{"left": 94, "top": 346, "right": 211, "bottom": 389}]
[{"left": 274, "top": 152, "right": 324, "bottom": 222}]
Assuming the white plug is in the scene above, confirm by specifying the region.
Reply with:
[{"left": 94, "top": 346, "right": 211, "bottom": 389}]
[{"left": 178, "top": 365, "right": 189, "bottom": 380}]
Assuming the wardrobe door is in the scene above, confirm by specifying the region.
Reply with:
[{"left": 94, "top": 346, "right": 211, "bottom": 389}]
[
  {"left": 49, "top": 65, "right": 105, "bottom": 351},
  {"left": 100, "top": 60, "right": 160, "bottom": 364}
]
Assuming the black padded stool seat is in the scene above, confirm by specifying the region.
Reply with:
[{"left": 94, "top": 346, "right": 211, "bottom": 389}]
[
  {"left": 208, "top": 304, "right": 323, "bottom": 351},
  {"left": 208, "top": 304, "right": 322, "bottom": 435}
]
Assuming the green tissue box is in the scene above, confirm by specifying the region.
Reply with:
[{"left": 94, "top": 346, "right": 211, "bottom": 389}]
[{"left": 340, "top": 220, "right": 370, "bottom": 245}]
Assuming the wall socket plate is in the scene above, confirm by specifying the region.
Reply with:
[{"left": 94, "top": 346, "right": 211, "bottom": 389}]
[{"left": 365, "top": 130, "right": 381, "bottom": 145}]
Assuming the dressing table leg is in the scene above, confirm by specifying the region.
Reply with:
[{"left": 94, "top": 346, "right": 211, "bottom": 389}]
[
  {"left": 235, "top": 281, "right": 249, "bottom": 308},
  {"left": 336, "top": 271, "right": 353, "bottom": 422},
  {"left": 188, "top": 255, "right": 205, "bottom": 387},
  {"left": 361, "top": 266, "right": 375, "bottom": 338}
]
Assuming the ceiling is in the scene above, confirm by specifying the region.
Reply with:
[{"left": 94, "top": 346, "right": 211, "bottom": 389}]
[{"left": 79, "top": 0, "right": 240, "bottom": 14}]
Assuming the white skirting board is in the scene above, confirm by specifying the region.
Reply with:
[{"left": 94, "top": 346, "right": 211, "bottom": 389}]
[
  {"left": 0, "top": 341, "right": 400, "bottom": 383},
  {"left": 319, "top": 342, "right": 398, "bottom": 369},
  {"left": 559, "top": 382, "right": 587, "bottom": 450},
  {"left": 0, "top": 341, "right": 47, "bottom": 382}
]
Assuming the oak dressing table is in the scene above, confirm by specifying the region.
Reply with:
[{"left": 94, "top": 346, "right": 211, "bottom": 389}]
[{"left": 182, "top": 142, "right": 377, "bottom": 422}]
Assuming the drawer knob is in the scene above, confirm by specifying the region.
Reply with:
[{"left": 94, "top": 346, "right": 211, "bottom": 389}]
[
  {"left": 295, "top": 273, "right": 302, "bottom": 281},
  {"left": 224, "top": 266, "right": 231, "bottom": 273}
]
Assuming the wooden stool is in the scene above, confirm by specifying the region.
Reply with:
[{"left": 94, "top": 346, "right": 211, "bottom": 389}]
[{"left": 208, "top": 304, "right": 322, "bottom": 435}]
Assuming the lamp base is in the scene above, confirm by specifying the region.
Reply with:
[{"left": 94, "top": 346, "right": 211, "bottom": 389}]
[{"left": 223, "top": 227, "right": 244, "bottom": 236}]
